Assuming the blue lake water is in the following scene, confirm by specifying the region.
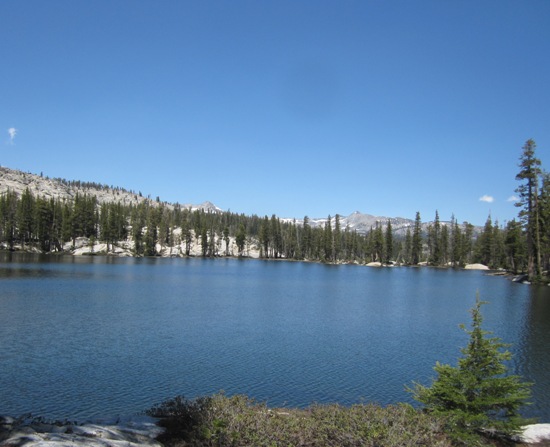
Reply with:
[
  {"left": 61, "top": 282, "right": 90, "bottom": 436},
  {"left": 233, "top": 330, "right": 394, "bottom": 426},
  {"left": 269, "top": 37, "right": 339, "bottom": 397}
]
[{"left": 0, "top": 252, "right": 548, "bottom": 422}]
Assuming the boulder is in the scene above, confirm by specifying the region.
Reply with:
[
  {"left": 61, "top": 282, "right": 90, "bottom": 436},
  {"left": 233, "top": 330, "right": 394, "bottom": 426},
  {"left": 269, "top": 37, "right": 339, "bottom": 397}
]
[
  {"left": 464, "top": 263, "right": 490, "bottom": 270},
  {"left": 514, "top": 424, "right": 550, "bottom": 444}
]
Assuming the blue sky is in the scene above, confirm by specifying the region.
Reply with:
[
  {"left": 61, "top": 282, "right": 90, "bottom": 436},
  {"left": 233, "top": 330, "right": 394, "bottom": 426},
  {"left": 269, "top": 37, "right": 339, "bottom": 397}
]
[{"left": 2, "top": 1, "right": 549, "bottom": 226}]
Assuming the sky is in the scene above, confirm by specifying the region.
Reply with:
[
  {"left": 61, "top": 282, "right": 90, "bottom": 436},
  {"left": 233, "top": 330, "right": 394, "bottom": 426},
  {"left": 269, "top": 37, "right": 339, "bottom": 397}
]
[{"left": 1, "top": 1, "right": 549, "bottom": 226}]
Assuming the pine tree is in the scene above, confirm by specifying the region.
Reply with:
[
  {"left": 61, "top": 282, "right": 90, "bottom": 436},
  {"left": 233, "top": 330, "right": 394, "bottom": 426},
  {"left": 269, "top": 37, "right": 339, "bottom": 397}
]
[
  {"left": 259, "top": 216, "right": 270, "bottom": 258},
  {"left": 440, "top": 223, "right": 449, "bottom": 266},
  {"left": 301, "top": 216, "right": 312, "bottom": 260},
  {"left": 99, "top": 203, "right": 112, "bottom": 252},
  {"left": 504, "top": 220, "right": 526, "bottom": 273},
  {"left": 538, "top": 173, "right": 550, "bottom": 272},
  {"left": 450, "top": 215, "right": 463, "bottom": 267},
  {"left": 385, "top": 219, "right": 393, "bottom": 264},
  {"left": 285, "top": 220, "right": 298, "bottom": 259},
  {"left": 403, "top": 227, "right": 412, "bottom": 264},
  {"left": 223, "top": 226, "right": 230, "bottom": 256},
  {"left": 334, "top": 214, "right": 342, "bottom": 261},
  {"left": 410, "top": 295, "right": 533, "bottom": 444},
  {"left": 428, "top": 211, "right": 441, "bottom": 265},
  {"left": 323, "top": 215, "right": 333, "bottom": 262},
  {"left": 200, "top": 226, "right": 208, "bottom": 257},
  {"left": 411, "top": 212, "right": 423, "bottom": 265},
  {"left": 515, "top": 139, "right": 543, "bottom": 280},
  {"left": 0, "top": 190, "right": 18, "bottom": 250},
  {"left": 35, "top": 196, "right": 54, "bottom": 252},
  {"left": 476, "top": 215, "right": 495, "bottom": 267},
  {"left": 271, "top": 215, "right": 283, "bottom": 258},
  {"left": 462, "top": 223, "right": 475, "bottom": 265},
  {"left": 235, "top": 223, "right": 246, "bottom": 256},
  {"left": 181, "top": 213, "right": 192, "bottom": 256},
  {"left": 17, "top": 188, "right": 35, "bottom": 249},
  {"left": 372, "top": 222, "right": 384, "bottom": 262}
]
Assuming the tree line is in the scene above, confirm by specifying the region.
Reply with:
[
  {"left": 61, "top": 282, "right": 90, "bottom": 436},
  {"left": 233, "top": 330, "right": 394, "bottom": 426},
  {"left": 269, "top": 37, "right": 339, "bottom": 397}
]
[{"left": 0, "top": 140, "right": 547, "bottom": 278}]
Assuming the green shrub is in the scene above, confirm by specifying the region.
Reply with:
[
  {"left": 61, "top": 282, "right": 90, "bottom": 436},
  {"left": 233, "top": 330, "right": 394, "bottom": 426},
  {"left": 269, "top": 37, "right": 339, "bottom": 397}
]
[{"left": 147, "top": 393, "right": 452, "bottom": 447}]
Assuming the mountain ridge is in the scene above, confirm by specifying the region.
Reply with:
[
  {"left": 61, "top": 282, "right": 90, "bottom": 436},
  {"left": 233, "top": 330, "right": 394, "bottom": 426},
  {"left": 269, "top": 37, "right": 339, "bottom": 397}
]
[
  {"left": 0, "top": 166, "right": 221, "bottom": 214},
  {"left": 0, "top": 165, "right": 478, "bottom": 235}
]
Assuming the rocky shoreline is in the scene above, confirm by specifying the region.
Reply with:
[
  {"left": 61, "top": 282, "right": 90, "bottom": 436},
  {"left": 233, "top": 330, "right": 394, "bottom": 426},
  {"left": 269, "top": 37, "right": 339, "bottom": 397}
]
[
  {"left": 0, "top": 415, "right": 164, "bottom": 447},
  {"left": 1, "top": 414, "right": 550, "bottom": 446}
]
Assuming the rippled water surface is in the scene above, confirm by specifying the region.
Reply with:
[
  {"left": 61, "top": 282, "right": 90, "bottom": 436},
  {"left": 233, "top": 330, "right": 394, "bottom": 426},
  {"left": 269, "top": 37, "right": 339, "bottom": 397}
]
[{"left": 0, "top": 253, "right": 548, "bottom": 422}]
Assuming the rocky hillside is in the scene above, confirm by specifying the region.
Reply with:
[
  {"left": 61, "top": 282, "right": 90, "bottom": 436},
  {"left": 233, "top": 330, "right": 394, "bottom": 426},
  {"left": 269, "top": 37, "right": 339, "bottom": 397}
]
[
  {"left": 0, "top": 166, "right": 220, "bottom": 213},
  {"left": 1, "top": 166, "right": 478, "bottom": 236}
]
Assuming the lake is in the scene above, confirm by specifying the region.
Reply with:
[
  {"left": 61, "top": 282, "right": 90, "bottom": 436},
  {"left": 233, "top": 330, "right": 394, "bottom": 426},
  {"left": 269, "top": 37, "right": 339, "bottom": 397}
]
[{"left": 0, "top": 252, "right": 548, "bottom": 422}]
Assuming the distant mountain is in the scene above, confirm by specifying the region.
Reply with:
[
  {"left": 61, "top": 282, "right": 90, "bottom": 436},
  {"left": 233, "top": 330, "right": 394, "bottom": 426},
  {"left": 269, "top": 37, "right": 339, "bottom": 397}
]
[
  {"left": 0, "top": 166, "right": 221, "bottom": 213},
  {"left": 300, "top": 213, "right": 416, "bottom": 236},
  {"left": 0, "top": 166, "right": 478, "bottom": 235},
  {"left": 292, "top": 212, "right": 480, "bottom": 237}
]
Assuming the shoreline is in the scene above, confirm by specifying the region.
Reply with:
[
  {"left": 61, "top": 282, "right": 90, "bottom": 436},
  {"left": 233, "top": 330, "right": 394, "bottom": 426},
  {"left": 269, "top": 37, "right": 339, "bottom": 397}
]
[
  {"left": 0, "top": 414, "right": 163, "bottom": 447},
  {"left": 1, "top": 411, "right": 549, "bottom": 447},
  {"left": 0, "top": 244, "right": 504, "bottom": 271}
]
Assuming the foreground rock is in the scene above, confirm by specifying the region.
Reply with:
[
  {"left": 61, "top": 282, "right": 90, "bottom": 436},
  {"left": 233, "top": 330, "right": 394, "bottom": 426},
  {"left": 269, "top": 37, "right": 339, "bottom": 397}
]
[
  {"left": 0, "top": 415, "right": 163, "bottom": 447},
  {"left": 514, "top": 424, "right": 550, "bottom": 444}
]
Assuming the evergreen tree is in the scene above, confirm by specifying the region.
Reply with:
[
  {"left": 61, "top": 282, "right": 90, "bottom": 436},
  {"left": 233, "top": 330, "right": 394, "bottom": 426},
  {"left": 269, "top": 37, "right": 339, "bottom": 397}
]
[
  {"left": 385, "top": 219, "right": 393, "bottom": 264},
  {"left": 476, "top": 215, "right": 495, "bottom": 267},
  {"left": 179, "top": 210, "right": 192, "bottom": 256},
  {"left": 17, "top": 188, "right": 35, "bottom": 249},
  {"left": 538, "top": 173, "right": 550, "bottom": 272},
  {"left": 235, "top": 223, "right": 246, "bottom": 256},
  {"left": 259, "top": 216, "right": 270, "bottom": 258},
  {"left": 271, "top": 215, "right": 283, "bottom": 258},
  {"left": 99, "top": 203, "right": 112, "bottom": 252},
  {"left": 492, "top": 220, "right": 506, "bottom": 269},
  {"left": 450, "top": 215, "right": 463, "bottom": 267},
  {"left": 462, "top": 223, "right": 475, "bottom": 265},
  {"left": 440, "top": 223, "right": 449, "bottom": 266},
  {"left": 372, "top": 222, "right": 384, "bottom": 262},
  {"left": 223, "top": 226, "right": 230, "bottom": 256},
  {"left": 428, "top": 211, "right": 441, "bottom": 265},
  {"left": 0, "top": 190, "right": 18, "bottom": 250},
  {"left": 323, "top": 215, "right": 333, "bottom": 262},
  {"left": 301, "top": 216, "right": 312, "bottom": 260},
  {"left": 515, "top": 139, "right": 543, "bottom": 280},
  {"left": 61, "top": 201, "right": 73, "bottom": 247},
  {"left": 35, "top": 196, "right": 54, "bottom": 252},
  {"left": 403, "top": 227, "right": 412, "bottom": 264},
  {"left": 200, "top": 226, "right": 208, "bottom": 257},
  {"left": 411, "top": 212, "right": 423, "bottom": 265},
  {"left": 504, "top": 220, "right": 526, "bottom": 274},
  {"left": 334, "top": 214, "right": 342, "bottom": 260},
  {"left": 410, "top": 296, "right": 533, "bottom": 445},
  {"left": 131, "top": 202, "right": 147, "bottom": 255},
  {"left": 50, "top": 198, "right": 64, "bottom": 251},
  {"left": 144, "top": 210, "right": 158, "bottom": 256},
  {"left": 285, "top": 220, "right": 298, "bottom": 259}
]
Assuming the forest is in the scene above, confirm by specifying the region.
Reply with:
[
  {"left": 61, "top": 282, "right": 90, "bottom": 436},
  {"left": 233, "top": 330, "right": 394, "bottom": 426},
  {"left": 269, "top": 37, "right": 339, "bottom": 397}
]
[{"left": 1, "top": 140, "right": 548, "bottom": 280}]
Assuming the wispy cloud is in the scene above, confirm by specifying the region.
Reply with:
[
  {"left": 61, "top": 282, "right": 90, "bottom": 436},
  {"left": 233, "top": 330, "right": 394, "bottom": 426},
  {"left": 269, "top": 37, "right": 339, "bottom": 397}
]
[
  {"left": 7, "top": 127, "right": 17, "bottom": 144},
  {"left": 479, "top": 195, "right": 494, "bottom": 203},
  {"left": 507, "top": 195, "right": 519, "bottom": 202}
]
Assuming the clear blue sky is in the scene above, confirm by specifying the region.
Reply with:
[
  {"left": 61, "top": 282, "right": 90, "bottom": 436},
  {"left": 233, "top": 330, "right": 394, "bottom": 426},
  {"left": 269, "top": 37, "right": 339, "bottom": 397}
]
[{"left": 2, "top": 1, "right": 549, "bottom": 226}]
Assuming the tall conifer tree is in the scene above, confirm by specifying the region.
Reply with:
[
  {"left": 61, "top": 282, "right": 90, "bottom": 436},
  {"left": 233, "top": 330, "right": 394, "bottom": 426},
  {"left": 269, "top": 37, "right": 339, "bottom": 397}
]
[
  {"left": 411, "top": 212, "right": 423, "bottom": 265},
  {"left": 515, "top": 139, "right": 542, "bottom": 280}
]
